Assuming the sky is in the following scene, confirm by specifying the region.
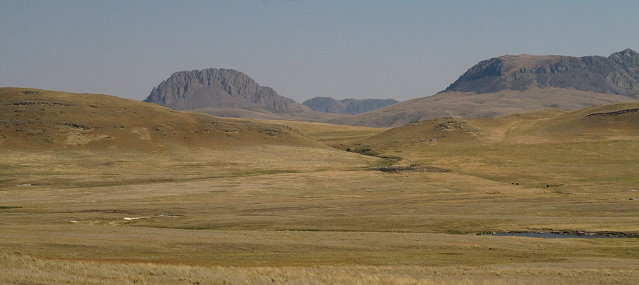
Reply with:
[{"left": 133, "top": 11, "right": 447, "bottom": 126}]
[{"left": 1, "top": 0, "right": 638, "bottom": 102}]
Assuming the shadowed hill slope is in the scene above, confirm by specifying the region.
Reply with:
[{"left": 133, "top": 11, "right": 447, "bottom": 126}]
[{"left": 0, "top": 87, "right": 320, "bottom": 150}]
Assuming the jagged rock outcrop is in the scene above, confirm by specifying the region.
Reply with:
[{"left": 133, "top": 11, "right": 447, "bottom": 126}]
[
  {"left": 144, "top": 68, "right": 308, "bottom": 114},
  {"left": 303, "top": 97, "right": 398, "bottom": 114},
  {"left": 446, "top": 49, "right": 639, "bottom": 98}
]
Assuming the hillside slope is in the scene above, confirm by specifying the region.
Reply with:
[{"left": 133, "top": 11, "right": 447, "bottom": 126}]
[
  {"left": 330, "top": 88, "right": 636, "bottom": 127},
  {"left": 356, "top": 102, "right": 639, "bottom": 150},
  {"left": 0, "top": 87, "right": 319, "bottom": 150}
]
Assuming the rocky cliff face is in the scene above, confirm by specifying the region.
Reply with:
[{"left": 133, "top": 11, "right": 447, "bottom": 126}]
[
  {"left": 144, "top": 68, "right": 308, "bottom": 114},
  {"left": 445, "top": 49, "right": 639, "bottom": 98},
  {"left": 303, "top": 97, "right": 398, "bottom": 114}
]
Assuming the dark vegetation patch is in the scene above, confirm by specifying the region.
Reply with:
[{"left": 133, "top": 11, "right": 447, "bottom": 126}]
[
  {"left": 0, "top": 206, "right": 22, "bottom": 210},
  {"left": 548, "top": 188, "right": 571, "bottom": 195},
  {"left": 20, "top": 90, "right": 42, "bottom": 95},
  {"left": 377, "top": 164, "right": 450, "bottom": 173},
  {"left": 347, "top": 145, "right": 380, "bottom": 156},
  {"left": 59, "top": 122, "right": 93, "bottom": 130},
  {"left": 479, "top": 230, "right": 639, "bottom": 238},
  {"left": 433, "top": 120, "right": 469, "bottom": 131},
  {"left": 586, "top": 108, "right": 639, "bottom": 117},
  {"left": 74, "top": 209, "right": 129, "bottom": 214},
  {"left": 260, "top": 128, "right": 286, "bottom": 137},
  {"left": 377, "top": 156, "right": 402, "bottom": 167},
  {"left": 232, "top": 169, "right": 301, "bottom": 177},
  {"left": 338, "top": 144, "right": 403, "bottom": 167},
  {"left": 8, "top": 101, "right": 74, "bottom": 107}
]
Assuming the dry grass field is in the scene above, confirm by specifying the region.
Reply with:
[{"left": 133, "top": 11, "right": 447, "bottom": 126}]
[{"left": 1, "top": 88, "right": 638, "bottom": 284}]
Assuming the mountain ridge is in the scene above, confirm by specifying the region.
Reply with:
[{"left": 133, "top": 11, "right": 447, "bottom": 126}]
[
  {"left": 303, "top": 97, "right": 398, "bottom": 114},
  {"left": 143, "top": 68, "right": 349, "bottom": 121},
  {"left": 144, "top": 68, "right": 309, "bottom": 114},
  {"left": 331, "top": 49, "right": 639, "bottom": 127},
  {"left": 445, "top": 49, "right": 639, "bottom": 97}
]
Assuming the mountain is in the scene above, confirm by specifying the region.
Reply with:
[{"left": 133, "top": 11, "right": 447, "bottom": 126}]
[
  {"left": 302, "top": 97, "right": 398, "bottom": 114},
  {"left": 144, "top": 68, "right": 345, "bottom": 121},
  {"left": 331, "top": 49, "right": 639, "bottom": 127},
  {"left": 446, "top": 48, "right": 639, "bottom": 96},
  {"left": 0, "top": 87, "right": 319, "bottom": 150}
]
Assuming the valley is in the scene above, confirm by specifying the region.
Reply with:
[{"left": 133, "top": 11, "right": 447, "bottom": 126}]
[{"left": 1, "top": 88, "right": 638, "bottom": 284}]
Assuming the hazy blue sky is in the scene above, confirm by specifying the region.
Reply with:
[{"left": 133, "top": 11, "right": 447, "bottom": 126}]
[{"left": 1, "top": 0, "right": 638, "bottom": 102}]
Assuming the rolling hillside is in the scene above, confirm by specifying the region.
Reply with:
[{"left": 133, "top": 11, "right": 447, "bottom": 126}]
[
  {"left": 356, "top": 102, "right": 639, "bottom": 148},
  {"left": 0, "top": 87, "right": 319, "bottom": 150},
  {"left": 347, "top": 102, "right": 639, "bottom": 194}
]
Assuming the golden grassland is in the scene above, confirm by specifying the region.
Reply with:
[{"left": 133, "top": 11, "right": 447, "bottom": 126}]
[
  {"left": 255, "top": 119, "right": 387, "bottom": 147},
  {"left": 3, "top": 253, "right": 639, "bottom": 285},
  {"left": 1, "top": 88, "right": 638, "bottom": 284}
]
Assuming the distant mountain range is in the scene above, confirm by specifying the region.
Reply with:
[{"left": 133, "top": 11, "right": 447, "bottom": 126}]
[
  {"left": 144, "top": 68, "right": 396, "bottom": 121},
  {"left": 144, "top": 49, "right": 639, "bottom": 127},
  {"left": 302, "top": 97, "right": 398, "bottom": 114},
  {"left": 331, "top": 49, "right": 639, "bottom": 127},
  {"left": 144, "top": 68, "right": 328, "bottom": 120}
]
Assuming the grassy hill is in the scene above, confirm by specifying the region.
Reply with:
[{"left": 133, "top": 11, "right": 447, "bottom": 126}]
[
  {"left": 351, "top": 102, "right": 639, "bottom": 195},
  {"left": 330, "top": 88, "right": 637, "bottom": 127},
  {"left": 0, "top": 87, "right": 375, "bottom": 189},
  {"left": 357, "top": 101, "right": 639, "bottom": 146},
  {"left": 0, "top": 87, "right": 322, "bottom": 150},
  {"left": 255, "top": 118, "right": 387, "bottom": 147}
]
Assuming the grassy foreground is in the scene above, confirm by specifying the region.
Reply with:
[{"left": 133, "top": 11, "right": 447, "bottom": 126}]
[
  {"left": 3, "top": 253, "right": 638, "bottom": 285},
  {"left": 2, "top": 144, "right": 638, "bottom": 284}
]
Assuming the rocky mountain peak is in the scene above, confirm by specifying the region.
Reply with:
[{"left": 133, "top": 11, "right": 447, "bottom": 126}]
[
  {"left": 445, "top": 49, "right": 639, "bottom": 97},
  {"left": 609, "top": 48, "right": 639, "bottom": 67},
  {"left": 144, "top": 68, "right": 307, "bottom": 114},
  {"left": 612, "top": 48, "right": 638, "bottom": 57}
]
